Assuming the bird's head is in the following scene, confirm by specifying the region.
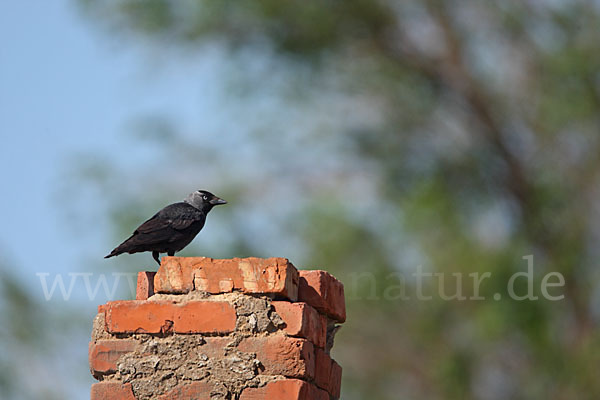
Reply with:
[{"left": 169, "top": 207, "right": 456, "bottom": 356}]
[{"left": 184, "top": 190, "right": 227, "bottom": 212}]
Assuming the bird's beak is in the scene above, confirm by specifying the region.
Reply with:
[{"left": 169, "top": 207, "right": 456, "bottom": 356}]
[{"left": 211, "top": 197, "right": 227, "bottom": 205}]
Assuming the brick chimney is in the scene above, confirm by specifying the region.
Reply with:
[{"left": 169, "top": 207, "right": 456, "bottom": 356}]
[{"left": 89, "top": 257, "right": 345, "bottom": 400}]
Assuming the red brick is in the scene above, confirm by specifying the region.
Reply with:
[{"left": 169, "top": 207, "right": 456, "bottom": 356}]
[
  {"left": 272, "top": 301, "right": 327, "bottom": 348},
  {"left": 91, "top": 382, "right": 136, "bottom": 400},
  {"left": 314, "top": 348, "right": 332, "bottom": 391},
  {"left": 157, "top": 381, "right": 214, "bottom": 400},
  {"left": 104, "top": 300, "right": 236, "bottom": 334},
  {"left": 329, "top": 360, "right": 343, "bottom": 399},
  {"left": 154, "top": 257, "right": 299, "bottom": 300},
  {"left": 238, "top": 335, "right": 315, "bottom": 379},
  {"left": 136, "top": 271, "right": 155, "bottom": 300},
  {"left": 89, "top": 339, "right": 138, "bottom": 376},
  {"left": 240, "top": 379, "right": 328, "bottom": 400},
  {"left": 298, "top": 270, "right": 346, "bottom": 322}
]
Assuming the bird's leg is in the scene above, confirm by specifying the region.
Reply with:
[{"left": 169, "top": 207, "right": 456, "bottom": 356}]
[
  {"left": 167, "top": 251, "right": 175, "bottom": 256},
  {"left": 152, "top": 251, "right": 161, "bottom": 266}
]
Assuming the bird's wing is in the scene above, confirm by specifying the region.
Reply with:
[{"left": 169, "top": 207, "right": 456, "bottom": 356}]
[
  {"left": 134, "top": 214, "right": 171, "bottom": 234},
  {"left": 134, "top": 203, "right": 202, "bottom": 234},
  {"left": 170, "top": 213, "right": 200, "bottom": 230}
]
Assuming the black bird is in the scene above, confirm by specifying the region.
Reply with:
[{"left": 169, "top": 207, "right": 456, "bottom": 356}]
[{"left": 105, "top": 190, "right": 227, "bottom": 265}]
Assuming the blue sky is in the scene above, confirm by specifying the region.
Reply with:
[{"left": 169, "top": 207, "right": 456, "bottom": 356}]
[{"left": 0, "top": 0, "right": 221, "bottom": 278}]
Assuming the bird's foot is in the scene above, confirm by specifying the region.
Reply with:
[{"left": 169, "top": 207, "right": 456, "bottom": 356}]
[{"left": 152, "top": 251, "right": 161, "bottom": 266}]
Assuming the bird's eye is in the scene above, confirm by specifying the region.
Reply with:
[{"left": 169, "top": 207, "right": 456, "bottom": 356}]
[{"left": 202, "top": 195, "right": 208, "bottom": 200}]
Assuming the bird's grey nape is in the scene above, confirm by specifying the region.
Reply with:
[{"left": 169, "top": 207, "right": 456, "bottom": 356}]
[{"left": 183, "top": 191, "right": 204, "bottom": 209}]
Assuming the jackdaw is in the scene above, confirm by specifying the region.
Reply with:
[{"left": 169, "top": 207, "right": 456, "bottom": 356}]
[{"left": 105, "top": 190, "right": 227, "bottom": 265}]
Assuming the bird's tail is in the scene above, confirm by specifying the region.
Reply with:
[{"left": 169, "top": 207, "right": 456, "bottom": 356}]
[
  {"left": 105, "top": 234, "right": 138, "bottom": 259},
  {"left": 104, "top": 248, "right": 121, "bottom": 259}
]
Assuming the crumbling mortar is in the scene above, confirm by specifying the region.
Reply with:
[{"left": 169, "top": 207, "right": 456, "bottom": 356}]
[{"left": 92, "top": 291, "right": 289, "bottom": 399}]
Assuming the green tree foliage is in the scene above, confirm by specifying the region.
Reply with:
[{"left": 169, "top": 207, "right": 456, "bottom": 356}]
[
  {"left": 0, "top": 262, "right": 82, "bottom": 400},
  {"left": 78, "top": 1, "right": 600, "bottom": 399}
]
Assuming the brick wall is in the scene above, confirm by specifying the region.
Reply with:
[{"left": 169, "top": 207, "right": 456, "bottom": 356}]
[{"left": 89, "top": 257, "right": 345, "bottom": 400}]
